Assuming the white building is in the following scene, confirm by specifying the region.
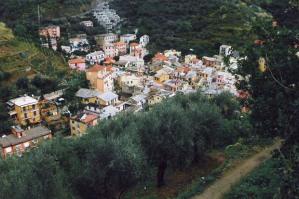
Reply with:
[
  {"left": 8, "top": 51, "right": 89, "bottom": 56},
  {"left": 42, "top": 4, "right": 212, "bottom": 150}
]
[
  {"left": 120, "top": 34, "right": 137, "bottom": 44},
  {"left": 86, "top": 51, "right": 105, "bottom": 65},
  {"left": 93, "top": 2, "right": 121, "bottom": 31},
  {"left": 119, "top": 55, "right": 145, "bottom": 71},
  {"left": 95, "top": 33, "right": 118, "bottom": 47},
  {"left": 219, "top": 45, "right": 232, "bottom": 57},
  {"left": 139, "top": 35, "right": 150, "bottom": 47},
  {"left": 69, "top": 35, "right": 89, "bottom": 52},
  {"left": 80, "top": 20, "right": 94, "bottom": 27}
]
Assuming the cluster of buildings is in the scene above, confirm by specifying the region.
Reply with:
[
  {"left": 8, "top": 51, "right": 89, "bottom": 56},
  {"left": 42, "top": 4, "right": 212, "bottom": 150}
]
[
  {"left": 0, "top": 93, "right": 67, "bottom": 159},
  {"left": 68, "top": 33, "right": 149, "bottom": 71},
  {"left": 93, "top": 2, "right": 121, "bottom": 31},
  {"left": 11, "top": 18, "right": 244, "bottom": 160},
  {"left": 67, "top": 44, "right": 243, "bottom": 137}
]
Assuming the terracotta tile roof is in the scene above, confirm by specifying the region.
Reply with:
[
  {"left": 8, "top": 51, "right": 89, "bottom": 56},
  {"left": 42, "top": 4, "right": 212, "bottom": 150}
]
[
  {"left": 153, "top": 53, "right": 168, "bottom": 62},
  {"left": 176, "top": 66, "right": 191, "bottom": 73},
  {"left": 104, "top": 57, "right": 116, "bottom": 64},
  {"left": 87, "top": 64, "right": 113, "bottom": 72},
  {"left": 82, "top": 114, "right": 98, "bottom": 124},
  {"left": 68, "top": 58, "right": 85, "bottom": 64}
]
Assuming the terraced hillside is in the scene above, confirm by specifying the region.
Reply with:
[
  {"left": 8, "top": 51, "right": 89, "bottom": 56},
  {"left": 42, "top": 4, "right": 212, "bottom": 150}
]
[
  {"left": 0, "top": 22, "right": 67, "bottom": 83},
  {"left": 111, "top": 0, "right": 271, "bottom": 55}
]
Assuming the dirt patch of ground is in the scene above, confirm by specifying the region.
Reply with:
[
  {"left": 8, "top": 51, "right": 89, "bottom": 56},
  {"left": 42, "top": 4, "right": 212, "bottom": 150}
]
[
  {"left": 191, "top": 140, "right": 282, "bottom": 199},
  {"left": 130, "top": 154, "right": 224, "bottom": 199}
]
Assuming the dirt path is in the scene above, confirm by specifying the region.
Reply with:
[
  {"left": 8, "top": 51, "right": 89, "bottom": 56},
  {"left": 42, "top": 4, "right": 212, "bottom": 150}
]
[{"left": 191, "top": 140, "right": 282, "bottom": 199}]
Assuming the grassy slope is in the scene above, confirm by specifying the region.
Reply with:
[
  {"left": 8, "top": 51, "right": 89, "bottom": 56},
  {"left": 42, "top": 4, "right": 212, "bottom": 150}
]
[
  {"left": 0, "top": 22, "right": 67, "bottom": 82},
  {"left": 224, "top": 158, "right": 281, "bottom": 199}
]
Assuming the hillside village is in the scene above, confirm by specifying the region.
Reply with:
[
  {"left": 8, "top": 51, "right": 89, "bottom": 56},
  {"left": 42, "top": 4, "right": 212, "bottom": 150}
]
[
  {"left": 0, "top": 0, "right": 249, "bottom": 160},
  {"left": 0, "top": 21, "right": 245, "bottom": 159},
  {"left": 0, "top": 0, "right": 298, "bottom": 198}
]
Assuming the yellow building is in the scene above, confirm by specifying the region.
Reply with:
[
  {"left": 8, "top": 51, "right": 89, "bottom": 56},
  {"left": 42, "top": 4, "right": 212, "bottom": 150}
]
[
  {"left": 154, "top": 67, "right": 174, "bottom": 83},
  {"left": 154, "top": 73, "right": 170, "bottom": 83},
  {"left": 75, "top": 88, "right": 101, "bottom": 105},
  {"left": 148, "top": 95, "right": 165, "bottom": 107},
  {"left": 9, "top": 96, "right": 41, "bottom": 126},
  {"left": 70, "top": 112, "right": 99, "bottom": 136}
]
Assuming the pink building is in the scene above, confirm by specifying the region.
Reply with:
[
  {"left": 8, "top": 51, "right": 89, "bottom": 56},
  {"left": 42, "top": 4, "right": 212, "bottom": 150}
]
[
  {"left": 130, "top": 43, "right": 143, "bottom": 58},
  {"left": 103, "top": 43, "right": 119, "bottom": 58},
  {"left": 68, "top": 58, "right": 87, "bottom": 71},
  {"left": 114, "top": 42, "right": 127, "bottom": 55}
]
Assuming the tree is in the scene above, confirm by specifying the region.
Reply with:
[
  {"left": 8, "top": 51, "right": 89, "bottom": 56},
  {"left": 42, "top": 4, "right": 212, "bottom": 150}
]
[
  {"left": 139, "top": 102, "right": 193, "bottom": 187},
  {"left": 237, "top": 18, "right": 299, "bottom": 197},
  {"left": 187, "top": 102, "right": 222, "bottom": 162},
  {"left": 16, "top": 77, "right": 29, "bottom": 90},
  {"left": 213, "top": 92, "right": 240, "bottom": 119},
  {"left": 72, "top": 135, "right": 143, "bottom": 199},
  {"left": 0, "top": 102, "right": 12, "bottom": 134}
]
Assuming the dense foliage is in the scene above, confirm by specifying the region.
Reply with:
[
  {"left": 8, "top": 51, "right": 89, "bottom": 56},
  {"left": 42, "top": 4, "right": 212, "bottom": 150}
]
[
  {"left": 235, "top": 0, "right": 299, "bottom": 197},
  {"left": 0, "top": 92, "right": 251, "bottom": 198},
  {"left": 0, "top": 0, "right": 93, "bottom": 37},
  {"left": 224, "top": 158, "right": 282, "bottom": 199},
  {"left": 111, "top": 0, "right": 270, "bottom": 55}
]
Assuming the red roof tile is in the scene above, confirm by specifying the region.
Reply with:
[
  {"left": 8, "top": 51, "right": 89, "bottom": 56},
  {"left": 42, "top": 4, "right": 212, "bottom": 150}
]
[{"left": 87, "top": 64, "right": 113, "bottom": 72}]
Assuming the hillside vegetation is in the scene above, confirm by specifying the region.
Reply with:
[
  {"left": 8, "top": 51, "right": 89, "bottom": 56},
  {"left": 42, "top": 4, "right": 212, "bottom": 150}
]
[
  {"left": 0, "top": 22, "right": 67, "bottom": 82},
  {"left": 111, "top": 0, "right": 271, "bottom": 55},
  {"left": 0, "top": 92, "right": 253, "bottom": 199},
  {"left": 0, "top": 0, "right": 95, "bottom": 38}
]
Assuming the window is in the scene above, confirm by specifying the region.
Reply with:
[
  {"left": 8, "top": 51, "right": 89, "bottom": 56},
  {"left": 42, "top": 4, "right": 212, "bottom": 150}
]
[
  {"left": 32, "top": 105, "right": 35, "bottom": 109},
  {"left": 24, "top": 113, "right": 28, "bottom": 118},
  {"left": 34, "top": 111, "right": 37, "bottom": 116}
]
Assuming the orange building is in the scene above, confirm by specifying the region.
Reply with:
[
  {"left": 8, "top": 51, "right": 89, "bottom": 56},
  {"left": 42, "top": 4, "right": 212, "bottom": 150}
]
[{"left": 86, "top": 65, "right": 115, "bottom": 93}]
